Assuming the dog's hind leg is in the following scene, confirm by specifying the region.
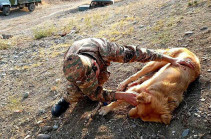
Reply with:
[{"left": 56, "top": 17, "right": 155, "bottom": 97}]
[{"left": 99, "top": 100, "right": 125, "bottom": 116}]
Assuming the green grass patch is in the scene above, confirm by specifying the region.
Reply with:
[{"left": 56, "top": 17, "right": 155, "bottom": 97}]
[
  {"left": 33, "top": 25, "right": 57, "bottom": 39},
  {"left": 0, "top": 40, "right": 11, "bottom": 50},
  {"left": 7, "top": 95, "right": 23, "bottom": 112}
]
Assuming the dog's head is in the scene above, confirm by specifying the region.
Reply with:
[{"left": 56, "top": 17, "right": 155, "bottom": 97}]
[{"left": 129, "top": 92, "right": 172, "bottom": 124}]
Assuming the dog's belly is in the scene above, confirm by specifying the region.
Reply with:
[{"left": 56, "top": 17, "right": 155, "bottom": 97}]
[{"left": 126, "top": 65, "right": 191, "bottom": 95}]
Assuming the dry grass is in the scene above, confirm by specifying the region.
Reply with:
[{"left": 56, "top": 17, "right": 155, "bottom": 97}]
[
  {"left": 33, "top": 24, "right": 57, "bottom": 39},
  {"left": 0, "top": 40, "right": 11, "bottom": 50}
]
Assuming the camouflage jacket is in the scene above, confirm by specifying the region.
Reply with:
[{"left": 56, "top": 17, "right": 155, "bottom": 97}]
[{"left": 64, "top": 38, "right": 163, "bottom": 103}]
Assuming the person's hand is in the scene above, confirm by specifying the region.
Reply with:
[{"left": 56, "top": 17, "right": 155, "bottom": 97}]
[
  {"left": 117, "top": 91, "right": 139, "bottom": 106},
  {"left": 117, "top": 81, "right": 128, "bottom": 91},
  {"left": 172, "top": 58, "right": 195, "bottom": 69}
]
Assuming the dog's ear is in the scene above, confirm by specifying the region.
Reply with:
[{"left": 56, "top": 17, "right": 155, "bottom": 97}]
[
  {"left": 161, "top": 113, "right": 172, "bottom": 124},
  {"left": 137, "top": 92, "right": 152, "bottom": 104}
]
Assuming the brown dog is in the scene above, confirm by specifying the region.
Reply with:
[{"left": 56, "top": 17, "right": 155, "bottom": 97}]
[{"left": 99, "top": 48, "right": 200, "bottom": 124}]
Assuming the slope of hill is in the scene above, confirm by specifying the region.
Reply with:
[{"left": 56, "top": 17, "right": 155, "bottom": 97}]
[{"left": 0, "top": 0, "right": 211, "bottom": 138}]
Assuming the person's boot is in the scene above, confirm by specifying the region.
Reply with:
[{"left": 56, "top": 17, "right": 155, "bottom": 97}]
[{"left": 51, "top": 98, "right": 70, "bottom": 117}]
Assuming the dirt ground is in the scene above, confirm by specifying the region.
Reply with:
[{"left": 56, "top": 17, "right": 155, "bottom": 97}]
[{"left": 0, "top": 0, "right": 211, "bottom": 138}]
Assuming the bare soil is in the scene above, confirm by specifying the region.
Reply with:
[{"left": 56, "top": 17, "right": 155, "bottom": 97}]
[{"left": 0, "top": 0, "right": 211, "bottom": 138}]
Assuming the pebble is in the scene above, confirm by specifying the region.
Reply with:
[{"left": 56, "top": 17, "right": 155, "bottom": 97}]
[
  {"left": 209, "top": 105, "right": 211, "bottom": 109},
  {"left": 182, "top": 129, "right": 190, "bottom": 138},
  {"left": 185, "top": 31, "right": 194, "bottom": 36},
  {"left": 37, "top": 120, "right": 43, "bottom": 124},
  {"left": 200, "top": 98, "right": 205, "bottom": 102},
  {"left": 207, "top": 69, "right": 211, "bottom": 72},
  {"left": 132, "top": 21, "right": 138, "bottom": 25},
  {"left": 37, "top": 134, "right": 51, "bottom": 139},
  {"left": 193, "top": 134, "right": 198, "bottom": 138},
  {"left": 55, "top": 79, "right": 61, "bottom": 84},
  {"left": 172, "top": 131, "right": 176, "bottom": 134},
  {"left": 138, "top": 25, "right": 145, "bottom": 29},
  {"left": 2, "top": 34, "right": 13, "bottom": 39},
  {"left": 1, "top": 73, "right": 6, "bottom": 76},
  {"left": 41, "top": 126, "right": 53, "bottom": 132},
  {"left": 23, "top": 92, "right": 29, "bottom": 99},
  {"left": 53, "top": 125, "right": 59, "bottom": 130},
  {"left": 37, "top": 109, "right": 46, "bottom": 116},
  {"left": 200, "top": 27, "right": 208, "bottom": 31},
  {"left": 24, "top": 135, "right": 31, "bottom": 139},
  {"left": 131, "top": 124, "right": 136, "bottom": 128}
]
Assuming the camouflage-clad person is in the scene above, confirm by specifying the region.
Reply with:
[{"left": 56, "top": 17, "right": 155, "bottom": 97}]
[{"left": 51, "top": 38, "right": 194, "bottom": 117}]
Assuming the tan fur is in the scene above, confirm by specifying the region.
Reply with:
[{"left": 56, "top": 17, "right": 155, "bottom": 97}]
[{"left": 99, "top": 48, "right": 201, "bottom": 124}]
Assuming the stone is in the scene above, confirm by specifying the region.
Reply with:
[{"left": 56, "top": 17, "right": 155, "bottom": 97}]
[
  {"left": 2, "top": 34, "right": 13, "bottom": 39},
  {"left": 24, "top": 135, "right": 31, "bottom": 139},
  {"left": 193, "top": 135, "right": 198, "bottom": 138},
  {"left": 37, "top": 134, "right": 51, "bottom": 139},
  {"left": 37, "top": 109, "right": 46, "bottom": 116},
  {"left": 55, "top": 79, "right": 61, "bottom": 84},
  {"left": 53, "top": 125, "right": 59, "bottom": 130},
  {"left": 172, "top": 131, "right": 176, "bottom": 134},
  {"left": 37, "top": 120, "right": 43, "bottom": 124},
  {"left": 200, "top": 98, "right": 205, "bottom": 102},
  {"left": 182, "top": 129, "right": 190, "bottom": 137},
  {"left": 185, "top": 31, "right": 194, "bottom": 36},
  {"left": 23, "top": 92, "right": 29, "bottom": 99},
  {"left": 41, "top": 126, "right": 53, "bottom": 132},
  {"left": 200, "top": 27, "right": 208, "bottom": 31},
  {"left": 138, "top": 25, "right": 145, "bottom": 29}
]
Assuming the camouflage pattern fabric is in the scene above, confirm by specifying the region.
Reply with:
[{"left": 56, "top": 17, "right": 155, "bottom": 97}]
[{"left": 63, "top": 38, "right": 164, "bottom": 103}]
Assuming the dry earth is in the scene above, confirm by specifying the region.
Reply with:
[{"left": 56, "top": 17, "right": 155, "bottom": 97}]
[{"left": 0, "top": 0, "right": 211, "bottom": 138}]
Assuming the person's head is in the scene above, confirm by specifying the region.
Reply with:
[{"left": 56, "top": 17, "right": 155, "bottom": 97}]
[{"left": 63, "top": 54, "right": 100, "bottom": 93}]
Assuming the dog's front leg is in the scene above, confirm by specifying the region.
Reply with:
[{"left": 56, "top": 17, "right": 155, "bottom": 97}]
[
  {"left": 99, "top": 100, "right": 124, "bottom": 116},
  {"left": 118, "top": 61, "right": 168, "bottom": 91}
]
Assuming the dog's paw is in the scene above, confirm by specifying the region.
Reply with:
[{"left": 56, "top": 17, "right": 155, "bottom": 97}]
[{"left": 98, "top": 106, "right": 111, "bottom": 116}]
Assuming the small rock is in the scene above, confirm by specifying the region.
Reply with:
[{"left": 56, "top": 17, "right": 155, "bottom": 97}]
[
  {"left": 193, "top": 134, "right": 198, "bottom": 138},
  {"left": 37, "top": 120, "right": 43, "bottom": 124},
  {"left": 53, "top": 125, "right": 59, "bottom": 130},
  {"left": 37, "top": 134, "right": 51, "bottom": 139},
  {"left": 41, "top": 126, "right": 53, "bottom": 132},
  {"left": 197, "top": 114, "right": 201, "bottom": 118},
  {"left": 182, "top": 129, "right": 190, "bottom": 137},
  {"left": 207, "top": 69, "right": 211, "bottom": 72},
  {"left": 172, "top": 131, "right": 176, "bottom": 134},
  {"left": 187, "top": 112, "right": 191, "bottom": 116},
  {"left": 37, "top": 109, "right": 46, "bottom": 116},
  {"left": 138, "top": 25, "right": 145, "bottom": 29},
  {"left": 23, "top": 92, "right": 29, "bottom": 99},
  {"left": 200, "top": 98, "right": 205, "bottom": 102},
  {"left": 124, "top": 15, "right": 129, "bottom": 18},
  {"left": 185, "top": 31, "right": 194, "bottom": 36},
  {"left": 131, "top": 124, "right": 136, "bottom": 128},
  {"left": 55, "top": 79, "right": 61, "bottom": 84},
  {"left": 2, "top": 34, "right": 13, "bottom": 39},
  {"left": 132, "top": 21, "right": 138, "bottom": 25},
  {"left": 209, "top": 105, "right": 211, "bottom": 109},
  {"left": 194, "top": 113, "right": 198, "bottom": 117},
  {"left": 1, "top": 73, "right": 6, "bottom": 76},
  {"left": 24, "top": 135, "right": 31, "bottom": 139},
  {"left": 200, "top": 27, "right": 208, "bottom": 31}
]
